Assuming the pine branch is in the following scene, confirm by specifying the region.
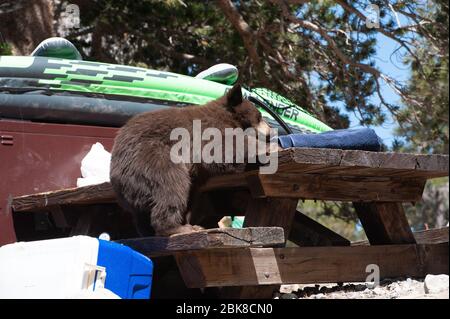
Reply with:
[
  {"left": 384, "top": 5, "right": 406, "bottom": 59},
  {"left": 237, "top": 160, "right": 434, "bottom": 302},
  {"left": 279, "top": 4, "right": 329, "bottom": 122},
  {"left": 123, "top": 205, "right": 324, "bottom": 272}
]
[{"left": 216, "top": 0, "right": 269, "bottom": 86}]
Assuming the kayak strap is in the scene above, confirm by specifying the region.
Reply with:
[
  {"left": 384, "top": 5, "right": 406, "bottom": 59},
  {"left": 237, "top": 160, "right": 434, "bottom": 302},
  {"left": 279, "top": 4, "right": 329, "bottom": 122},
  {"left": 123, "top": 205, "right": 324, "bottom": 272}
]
[{"left": 248, "top": 95, "right": 293, "bottom": 135}]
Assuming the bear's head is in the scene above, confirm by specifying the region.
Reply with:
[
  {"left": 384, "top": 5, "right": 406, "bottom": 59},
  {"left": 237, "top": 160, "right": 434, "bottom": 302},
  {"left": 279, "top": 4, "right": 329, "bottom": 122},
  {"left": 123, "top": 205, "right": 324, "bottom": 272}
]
[{"left": 223, "top": 84, "right": 272, "bottom": 137}]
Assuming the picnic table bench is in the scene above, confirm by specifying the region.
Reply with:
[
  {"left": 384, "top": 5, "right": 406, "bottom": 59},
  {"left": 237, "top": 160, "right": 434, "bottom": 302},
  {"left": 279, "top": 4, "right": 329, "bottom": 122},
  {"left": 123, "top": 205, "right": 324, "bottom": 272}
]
[{"left": 11, "top": 147, "right": 449, "bottom": 298}]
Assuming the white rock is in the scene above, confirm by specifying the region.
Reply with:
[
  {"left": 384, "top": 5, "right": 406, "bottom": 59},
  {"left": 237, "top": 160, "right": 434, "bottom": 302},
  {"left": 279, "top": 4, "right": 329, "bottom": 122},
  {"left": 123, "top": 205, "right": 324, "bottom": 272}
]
[
  {"left": 424, "top": 274, "right": 449, "bottom": 294},
  {"left": 280, "top": 284, "right": 300, "bottom": 293},
  {"left": 362, "top": 288, "right": 372, "bottom": 295},
  {"left": 312, "top": 293, "right": 325, "bottom": 299},
  {"left": 372, "top": 287, "right": 383, "bottom": 295}
]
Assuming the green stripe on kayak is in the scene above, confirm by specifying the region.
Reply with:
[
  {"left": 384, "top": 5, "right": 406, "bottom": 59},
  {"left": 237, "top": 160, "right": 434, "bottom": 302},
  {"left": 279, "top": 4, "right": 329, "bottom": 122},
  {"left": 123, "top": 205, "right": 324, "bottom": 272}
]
[{"left": 1, "top": 56, "right": 332, "bottom": 133}]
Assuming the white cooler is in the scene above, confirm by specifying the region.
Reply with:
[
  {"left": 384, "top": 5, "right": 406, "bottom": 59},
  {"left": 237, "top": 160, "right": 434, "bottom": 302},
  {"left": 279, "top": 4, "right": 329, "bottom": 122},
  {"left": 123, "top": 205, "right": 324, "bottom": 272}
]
[{"left": 0, "top": 236, "right": 153, "bottom": 299}]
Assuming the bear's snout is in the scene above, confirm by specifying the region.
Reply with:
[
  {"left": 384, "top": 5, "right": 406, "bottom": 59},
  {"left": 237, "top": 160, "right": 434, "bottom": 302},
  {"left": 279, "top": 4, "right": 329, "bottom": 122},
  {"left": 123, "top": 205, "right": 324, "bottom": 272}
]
[{"left": 256, "top": 120, "right": 272, "bottom": 138}]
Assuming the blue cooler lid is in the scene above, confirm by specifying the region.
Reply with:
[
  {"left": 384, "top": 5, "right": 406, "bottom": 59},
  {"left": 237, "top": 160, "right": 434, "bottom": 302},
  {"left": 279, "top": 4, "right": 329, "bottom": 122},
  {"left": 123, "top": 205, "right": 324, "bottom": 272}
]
[{"left": 97, "top": 239, "right": 153, "bottom": 299}]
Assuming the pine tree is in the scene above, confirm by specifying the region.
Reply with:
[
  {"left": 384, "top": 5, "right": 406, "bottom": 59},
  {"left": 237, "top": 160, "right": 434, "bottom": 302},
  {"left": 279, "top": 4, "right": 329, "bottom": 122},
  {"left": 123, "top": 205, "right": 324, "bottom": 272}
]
[
  {"left": 395, "top": 0, "right": 449, "bottom": 230},
  {"left": 395, "top": 0, "right": 449, "bottom": 154}
]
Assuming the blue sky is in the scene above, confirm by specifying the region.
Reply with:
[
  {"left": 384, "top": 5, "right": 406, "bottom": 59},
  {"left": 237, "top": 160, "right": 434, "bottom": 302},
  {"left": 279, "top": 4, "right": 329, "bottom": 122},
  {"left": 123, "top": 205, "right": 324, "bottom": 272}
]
[
  {"left": 308, "top": 30, "right": 411, "bottom": 148},
  {"left": 340, "top": 13, "right": 412, "bottom": 148},
  {"left": 345, "top": 33, "right": 410, "bottom": 146},
  {"left": 295, "top": 4, "right": 413, "bottom": 147}
]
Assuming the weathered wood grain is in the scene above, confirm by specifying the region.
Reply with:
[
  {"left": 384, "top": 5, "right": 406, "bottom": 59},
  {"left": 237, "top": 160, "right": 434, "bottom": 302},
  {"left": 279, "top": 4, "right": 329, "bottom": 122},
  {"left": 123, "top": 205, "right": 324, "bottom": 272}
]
[
  {"left": 352, "top": 227, "right": 449, "bottom": 246},
  {"left": 117, "top": 227, "right": 285, "bottom": 257},
  {"left": 201, "top": 148, "right": 447, "bottom": 196},
  {"left": 257, "top": 174, "right": 426, "bottom": 202},
  {"left": 11, "top": 182, "right": 115, "bottom": 212},
  {"left": 354, "top": 202, "right": 416, "bottom": 245},
  {"left": 175, "top": 243, "right": 449, "bottom": 288},
  {"left": 277, "top": 148, "right": 449, "bottom": 178},
  {"left": 413, "top": 227, "right": 449, "bottom": 245}
]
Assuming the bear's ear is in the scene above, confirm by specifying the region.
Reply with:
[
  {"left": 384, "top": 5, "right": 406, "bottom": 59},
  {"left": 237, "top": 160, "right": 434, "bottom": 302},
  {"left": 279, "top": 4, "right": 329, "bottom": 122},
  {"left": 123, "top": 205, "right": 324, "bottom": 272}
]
[{"left": 226, "top": 84, "right": 243, "bottom": 108}]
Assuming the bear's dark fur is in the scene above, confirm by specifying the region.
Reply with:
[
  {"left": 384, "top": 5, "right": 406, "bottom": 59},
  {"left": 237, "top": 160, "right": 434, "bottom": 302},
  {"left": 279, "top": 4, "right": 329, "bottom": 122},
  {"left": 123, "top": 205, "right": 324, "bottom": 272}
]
[{"left": 110, "top": 84, "right": 270, "bottom": 236}]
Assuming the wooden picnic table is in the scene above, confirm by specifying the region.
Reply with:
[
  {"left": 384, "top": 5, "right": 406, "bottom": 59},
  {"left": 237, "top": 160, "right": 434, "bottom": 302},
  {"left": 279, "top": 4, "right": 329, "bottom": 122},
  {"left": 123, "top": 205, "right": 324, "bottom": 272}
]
[{"left": 11, "top": 147, "right": 449, "bottom": 298}]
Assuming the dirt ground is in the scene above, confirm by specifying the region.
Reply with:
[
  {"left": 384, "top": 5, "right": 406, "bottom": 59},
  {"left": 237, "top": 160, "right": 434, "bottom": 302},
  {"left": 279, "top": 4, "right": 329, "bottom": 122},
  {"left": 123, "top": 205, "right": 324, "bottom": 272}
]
[{"left": 275, "top": 275, "right": 449, "bottom": 299}]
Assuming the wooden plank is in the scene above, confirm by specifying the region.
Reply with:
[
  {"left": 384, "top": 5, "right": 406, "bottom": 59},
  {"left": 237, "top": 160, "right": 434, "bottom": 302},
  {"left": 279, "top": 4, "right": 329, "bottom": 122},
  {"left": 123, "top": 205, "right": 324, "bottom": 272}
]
[
  {"left": 256, "top": 174, "right": 426, "bottom": 202},
  {"left": 278, "top": 165, "right": 447, "bottom": 179},
  {"left": 277, "top": 147, "right": 343, "bottom": 167},
  {"left": 201, "top": 149, "right": 447, "bottom": 195},
  {"left": 201, "top": 170, "right": 432, "bottom": 195},
  {"left": 413, "top": 227, "right": 449, "bottom": 244},
  {"left": 352, "top": 227, "right": 449, "bottom": 246},
  {"left": 12, "top": 174, "right": 426, "bottom": 214},
  {"left": 289, "top": 210, "right": 350, "bottom": 246},
  {"left": 118, "top": 227, "right": 285, "bottom": 257},
  {"left": 278, "top": 148, "right": 449, "bottom": 178},
  {"left": 354, "top": 202, "right": 416, "bottom": 245},
  {"left": 175, "top": 243, "right": 449, "bottom": 288},
  {"left": 218, "top": 197, "right": 298, "bottom": 299},
  {"left": 12, "top": 182, "right": 115, "bottom": 212},
  {"left": 339, "top": 149, "right": 448, "bottom": 174},
  {"left": 11, "top": 148, "right": 448, "bottom": 213}
]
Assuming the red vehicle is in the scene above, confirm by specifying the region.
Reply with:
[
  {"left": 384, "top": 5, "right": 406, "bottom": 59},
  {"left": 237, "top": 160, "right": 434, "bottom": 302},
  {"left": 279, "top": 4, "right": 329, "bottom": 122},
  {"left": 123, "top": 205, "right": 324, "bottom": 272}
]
[{"left": 0, "top": 120, "right": 118, "bottom": 245}]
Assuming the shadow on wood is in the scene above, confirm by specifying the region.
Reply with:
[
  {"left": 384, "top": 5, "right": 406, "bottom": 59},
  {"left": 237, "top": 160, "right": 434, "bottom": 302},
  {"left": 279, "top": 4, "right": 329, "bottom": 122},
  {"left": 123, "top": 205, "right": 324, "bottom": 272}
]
[{"left": 289, "top": 210, "right": 350, "bottom": 246}]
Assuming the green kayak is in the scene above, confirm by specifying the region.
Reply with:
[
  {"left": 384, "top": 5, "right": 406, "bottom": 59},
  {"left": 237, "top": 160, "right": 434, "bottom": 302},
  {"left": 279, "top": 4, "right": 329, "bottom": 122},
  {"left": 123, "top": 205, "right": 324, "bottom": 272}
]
[{"left": 0, "top": 54, "right": 332, "bottom": 134}]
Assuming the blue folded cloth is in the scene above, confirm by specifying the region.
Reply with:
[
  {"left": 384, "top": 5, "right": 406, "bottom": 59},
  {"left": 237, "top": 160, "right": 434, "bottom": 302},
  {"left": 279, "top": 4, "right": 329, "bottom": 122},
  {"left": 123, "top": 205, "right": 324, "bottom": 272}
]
[{"left": 278, "top": 128, "right": 383, "bottom": 152}]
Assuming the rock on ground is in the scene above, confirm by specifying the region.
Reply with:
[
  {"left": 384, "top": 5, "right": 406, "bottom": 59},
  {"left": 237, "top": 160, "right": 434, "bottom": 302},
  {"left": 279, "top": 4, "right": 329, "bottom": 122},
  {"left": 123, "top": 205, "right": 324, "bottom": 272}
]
[
  {"left": 424, "top": 274, "right": 449, "bottom": 295},
  {"left": 276, "top": 275, "right": 449, "bottom": 299}
]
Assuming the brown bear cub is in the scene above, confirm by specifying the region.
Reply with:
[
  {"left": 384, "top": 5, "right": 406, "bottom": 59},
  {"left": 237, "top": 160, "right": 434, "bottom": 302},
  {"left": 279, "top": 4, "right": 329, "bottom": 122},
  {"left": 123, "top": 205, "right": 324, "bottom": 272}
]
[{"left": 110, "top": 84, "right": 271, "bottom": 236}]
